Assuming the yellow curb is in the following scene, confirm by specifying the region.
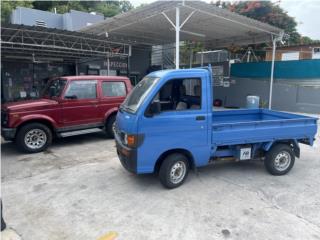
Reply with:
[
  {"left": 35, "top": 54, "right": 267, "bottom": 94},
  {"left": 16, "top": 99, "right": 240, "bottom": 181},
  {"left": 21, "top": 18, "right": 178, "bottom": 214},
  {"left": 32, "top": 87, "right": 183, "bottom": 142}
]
[{"left": 97, "top": 231, "right": 118, "bottom": 240}]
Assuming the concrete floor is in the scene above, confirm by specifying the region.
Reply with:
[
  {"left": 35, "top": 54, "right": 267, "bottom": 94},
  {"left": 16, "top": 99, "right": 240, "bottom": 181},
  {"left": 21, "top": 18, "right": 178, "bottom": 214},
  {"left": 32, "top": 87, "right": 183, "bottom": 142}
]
[{"left": 1, "top": 128, "right": 320, "bottom": 240}]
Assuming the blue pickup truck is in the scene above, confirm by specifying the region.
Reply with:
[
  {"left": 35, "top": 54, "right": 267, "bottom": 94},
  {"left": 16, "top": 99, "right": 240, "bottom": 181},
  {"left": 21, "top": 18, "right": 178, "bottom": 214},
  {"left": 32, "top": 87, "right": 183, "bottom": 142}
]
[{"left": 115, "top": 67, "right": 318, "bottom": 188}]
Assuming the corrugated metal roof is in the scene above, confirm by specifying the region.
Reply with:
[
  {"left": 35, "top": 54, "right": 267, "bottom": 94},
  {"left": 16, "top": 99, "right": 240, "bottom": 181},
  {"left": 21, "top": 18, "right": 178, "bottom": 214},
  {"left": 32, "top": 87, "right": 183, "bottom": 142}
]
[
  {"left": 80, "top": 0, "right": 283, "bottom": 48},
  {"left": 1, "top": 23, "right": 130, "bottom": 62}
]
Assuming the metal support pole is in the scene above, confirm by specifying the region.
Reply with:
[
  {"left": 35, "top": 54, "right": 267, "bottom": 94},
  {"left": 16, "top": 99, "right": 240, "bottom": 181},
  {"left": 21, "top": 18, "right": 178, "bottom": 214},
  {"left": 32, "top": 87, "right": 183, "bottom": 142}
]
[
  {"left": 189, "top": 47, "right": 193, "bottom": 68},
  {"left": 175, "top": 7, "right": 180, "bottom": 69},
  {"left": 247, "top": 50, "right": 251, "bottom": 62},
  {"left": 75, "top": 60, "right": 78, "bottom": 75},
  {"left": 201, "top": 52, "right": 204, "bottom": 67},
  {"left": 268, "top": 37, "right": 277, "bottom": 109},
  {"left": 162, "top": 5, "right": 196, "bottom": 69},
  {"left": 127, "top": 55, "right": 130, "bottom": 77},
  {"left": 107, "top": 57, "right": 110, "bottom": 76}
]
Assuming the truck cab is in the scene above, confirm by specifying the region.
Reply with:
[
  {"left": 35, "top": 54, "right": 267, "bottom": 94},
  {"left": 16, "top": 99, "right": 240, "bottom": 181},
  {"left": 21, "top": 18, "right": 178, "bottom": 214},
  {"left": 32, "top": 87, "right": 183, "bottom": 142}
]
[{"left": 115, "top": 67, "right": 318, "bottom": 188}]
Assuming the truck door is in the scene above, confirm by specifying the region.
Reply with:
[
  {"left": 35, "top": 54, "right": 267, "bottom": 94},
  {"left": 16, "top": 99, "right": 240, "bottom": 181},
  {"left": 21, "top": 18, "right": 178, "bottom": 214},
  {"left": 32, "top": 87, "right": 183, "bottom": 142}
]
[
  {"left": 60, "top": 80, "right": 100, "bottom": 127},
  {"left": 138, "top": 75, "right": 210, "bottom": 171}
]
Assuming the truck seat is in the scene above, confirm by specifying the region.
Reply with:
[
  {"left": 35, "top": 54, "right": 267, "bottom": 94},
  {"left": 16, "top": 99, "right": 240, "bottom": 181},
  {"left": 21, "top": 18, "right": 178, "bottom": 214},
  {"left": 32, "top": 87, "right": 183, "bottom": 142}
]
[
  {"left": 190, "top": 104, "right": 200, "bottom": 109},
  {"left": 176, "top": 102, "right": 187, "bottom": 110}
]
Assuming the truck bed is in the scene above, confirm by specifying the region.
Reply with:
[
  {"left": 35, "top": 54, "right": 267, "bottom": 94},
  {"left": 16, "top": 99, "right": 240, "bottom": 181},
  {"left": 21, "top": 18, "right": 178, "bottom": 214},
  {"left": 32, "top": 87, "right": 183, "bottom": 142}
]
[{"left": 212, "top": 109, "right": 318, "bottom": 146}]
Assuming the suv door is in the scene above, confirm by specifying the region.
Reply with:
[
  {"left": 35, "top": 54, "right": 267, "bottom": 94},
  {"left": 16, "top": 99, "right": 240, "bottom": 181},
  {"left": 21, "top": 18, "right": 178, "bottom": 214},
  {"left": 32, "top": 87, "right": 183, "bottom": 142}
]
[
  {"left": 98, "top": 81, "right": 127, "bottom": 119},
  {"left": 137, "top": 75, "right": 210, "bottom": 172},
  {"left": 60, "top": 80, "right": 101, "bottom": 127}
]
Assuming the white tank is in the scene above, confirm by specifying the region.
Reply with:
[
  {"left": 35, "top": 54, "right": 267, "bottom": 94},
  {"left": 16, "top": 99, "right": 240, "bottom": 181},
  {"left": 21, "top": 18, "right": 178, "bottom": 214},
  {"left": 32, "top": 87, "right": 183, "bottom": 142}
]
[{"left": 246, "top": 95, "right": 260, "bottom": 109}]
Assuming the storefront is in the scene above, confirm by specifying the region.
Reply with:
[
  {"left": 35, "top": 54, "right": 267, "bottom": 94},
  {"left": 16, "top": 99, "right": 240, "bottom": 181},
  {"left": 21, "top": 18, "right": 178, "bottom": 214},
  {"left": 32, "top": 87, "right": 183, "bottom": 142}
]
[
  {"left": 1, "top": 24, "right": 151, "bottom": 103},
  {"left": 1, "top": 61, "right": 75, "bottom": 102}
]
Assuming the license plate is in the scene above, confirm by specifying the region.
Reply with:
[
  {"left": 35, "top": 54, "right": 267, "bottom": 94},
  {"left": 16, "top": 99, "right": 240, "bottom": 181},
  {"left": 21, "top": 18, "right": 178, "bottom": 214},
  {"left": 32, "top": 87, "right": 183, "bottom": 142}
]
[{"left": 240, "top": 148, "right": 251, "bottom": 160}]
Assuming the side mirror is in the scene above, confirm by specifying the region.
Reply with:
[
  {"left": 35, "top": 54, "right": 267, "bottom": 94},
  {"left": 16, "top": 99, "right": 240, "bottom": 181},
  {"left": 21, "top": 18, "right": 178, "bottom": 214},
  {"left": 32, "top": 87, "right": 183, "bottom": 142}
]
[{"left": 146, "top": 100, "right": 161, "bottom": 117}]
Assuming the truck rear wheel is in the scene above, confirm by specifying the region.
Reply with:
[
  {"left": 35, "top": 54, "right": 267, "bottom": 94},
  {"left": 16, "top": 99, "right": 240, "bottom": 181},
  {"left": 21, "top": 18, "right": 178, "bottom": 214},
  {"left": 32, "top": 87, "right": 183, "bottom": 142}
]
[
  {"left": 264, "top": 144, "right": 295, "bottom": 175},
  {"left": 159, "top": 153, "right": 189, "bottom": 189},
  {"left": 106, "top": 115, "right": 116, "bottom": 138},
  {"left": 16, "top": 123, "right": 52, "bottom": 153}
]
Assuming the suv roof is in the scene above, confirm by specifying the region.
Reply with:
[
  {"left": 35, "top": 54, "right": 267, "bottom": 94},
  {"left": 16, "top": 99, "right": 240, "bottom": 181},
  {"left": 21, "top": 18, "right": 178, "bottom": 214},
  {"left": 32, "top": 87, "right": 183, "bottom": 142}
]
[{"left": 61, "top": 75, "right": 129, "bottom": 81}]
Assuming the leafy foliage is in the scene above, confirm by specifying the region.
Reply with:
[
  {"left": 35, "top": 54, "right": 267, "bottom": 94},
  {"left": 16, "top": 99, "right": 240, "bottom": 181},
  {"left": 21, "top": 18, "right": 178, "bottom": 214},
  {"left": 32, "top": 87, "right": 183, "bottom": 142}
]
[
  {"left": 181, "top": 41, "right": 204, "bottom": 65},
  {"left": 214, "top": 0, "right": 318, "bottom": 45},
  {"left": 1, "top": 0, "right": 133, "bottom": 23},
  {"left": 1, "top": 1, "right": 33, "bottom": 23}
]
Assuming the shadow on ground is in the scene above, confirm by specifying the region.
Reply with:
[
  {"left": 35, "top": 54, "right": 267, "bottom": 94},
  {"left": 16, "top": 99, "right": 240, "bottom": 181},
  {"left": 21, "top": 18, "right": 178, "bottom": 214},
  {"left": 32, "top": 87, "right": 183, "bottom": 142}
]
[{"left": 1, "top": 131, "right": 110, "bottom": 155}]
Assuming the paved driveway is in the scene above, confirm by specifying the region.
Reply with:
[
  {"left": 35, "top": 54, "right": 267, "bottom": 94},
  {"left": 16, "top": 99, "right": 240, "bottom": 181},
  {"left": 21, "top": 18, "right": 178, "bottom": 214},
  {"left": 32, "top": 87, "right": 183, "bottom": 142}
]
[{"left": 1, "top": 128, "right": 320, "bottom": 240}]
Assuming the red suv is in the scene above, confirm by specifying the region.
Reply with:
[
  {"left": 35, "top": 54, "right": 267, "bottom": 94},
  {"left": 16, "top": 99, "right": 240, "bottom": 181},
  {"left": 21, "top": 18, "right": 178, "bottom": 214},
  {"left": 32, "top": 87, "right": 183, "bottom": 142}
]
[{"left": 1, "top": 76, "right": 132, "bottom": 153}]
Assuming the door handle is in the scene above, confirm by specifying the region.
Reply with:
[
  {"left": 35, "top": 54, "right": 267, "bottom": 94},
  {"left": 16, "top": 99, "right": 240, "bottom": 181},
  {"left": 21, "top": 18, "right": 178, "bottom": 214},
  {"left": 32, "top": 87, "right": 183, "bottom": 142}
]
[
  {"left": 196, "top": 116, "right": 205, "bottom": 121},
  {"left": 90, "top": 101, "right": 99, "bottom": 107}
]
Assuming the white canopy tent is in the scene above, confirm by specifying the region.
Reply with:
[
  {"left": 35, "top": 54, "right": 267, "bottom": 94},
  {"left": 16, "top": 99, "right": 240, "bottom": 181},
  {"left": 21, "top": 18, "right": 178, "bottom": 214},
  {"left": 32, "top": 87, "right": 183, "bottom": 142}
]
[{"left": 81, "top": 0, "right": 284, "bottom": 109}]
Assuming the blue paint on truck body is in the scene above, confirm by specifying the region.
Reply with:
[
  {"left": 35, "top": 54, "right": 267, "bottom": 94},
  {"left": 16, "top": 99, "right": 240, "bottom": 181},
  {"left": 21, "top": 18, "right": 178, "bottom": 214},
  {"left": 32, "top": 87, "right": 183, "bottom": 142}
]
[{"left": 115, "top": 67, "right": 318, "bottom": 174}]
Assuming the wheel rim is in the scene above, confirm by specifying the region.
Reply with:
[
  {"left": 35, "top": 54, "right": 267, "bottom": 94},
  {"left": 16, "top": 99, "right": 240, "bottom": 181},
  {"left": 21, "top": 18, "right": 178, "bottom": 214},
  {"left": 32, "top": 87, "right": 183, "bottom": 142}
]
[
  {"left": 170, "top": 161, "right": 187, "bottom": 184},
  {"left": 24, "top": 129, "right": 47, "bottom": 150},
  {"left": 274, "top": 151, "right": 291, "bottom": 171},
  {"left": 112, "top": 122, "right": 116, "bottom": 134}
]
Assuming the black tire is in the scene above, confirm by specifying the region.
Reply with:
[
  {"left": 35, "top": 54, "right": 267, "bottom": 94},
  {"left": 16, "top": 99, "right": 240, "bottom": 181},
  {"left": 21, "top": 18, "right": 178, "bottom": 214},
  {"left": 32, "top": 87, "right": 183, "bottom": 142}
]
[
  {"left": 264, "top": 144, "right": 295, "bottom": 176},
  {"left": 106, "top": 115, "right": 116, "bottom": 138},
  {"left": 16, "top": 123, "right": 52, "bottom": 153},
  {"left": 1, "top": 200, "right": 6, "bottom": 231},
  {"left": 159, "top": 153, "right": 189, "bottom": 189}
]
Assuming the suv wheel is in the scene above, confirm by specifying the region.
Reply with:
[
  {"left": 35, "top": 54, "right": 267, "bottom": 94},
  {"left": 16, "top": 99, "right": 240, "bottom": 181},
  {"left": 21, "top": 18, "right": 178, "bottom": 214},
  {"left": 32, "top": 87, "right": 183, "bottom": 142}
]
[
  {"left": 106, "top": 115, "right": 116, "bottom": 138},
  {"left": 16, "top": 123, "right": 52, "bottom": 153}
]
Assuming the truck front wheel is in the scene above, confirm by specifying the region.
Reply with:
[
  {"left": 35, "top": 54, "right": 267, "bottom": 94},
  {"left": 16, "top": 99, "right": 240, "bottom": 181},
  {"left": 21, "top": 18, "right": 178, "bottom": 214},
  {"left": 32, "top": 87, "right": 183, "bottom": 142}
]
[
  {"left": 159, "top": 153, "right": 189, "bottom": 189},
  {"left": 264, "top": 144, "right": 295, "bottom": 175},
  {"left": 16, "top": 123, "right": 52, "bottom": 153}
]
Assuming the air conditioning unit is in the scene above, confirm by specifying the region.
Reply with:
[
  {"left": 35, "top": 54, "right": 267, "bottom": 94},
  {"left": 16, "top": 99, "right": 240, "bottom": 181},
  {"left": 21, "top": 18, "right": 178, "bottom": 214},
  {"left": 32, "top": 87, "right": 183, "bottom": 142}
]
[
  {"left": 313, "top": 47, "right": 320, "bottom": 59},
  {"left": 35, "top": 20, "right": 47, "bottom": 27}
]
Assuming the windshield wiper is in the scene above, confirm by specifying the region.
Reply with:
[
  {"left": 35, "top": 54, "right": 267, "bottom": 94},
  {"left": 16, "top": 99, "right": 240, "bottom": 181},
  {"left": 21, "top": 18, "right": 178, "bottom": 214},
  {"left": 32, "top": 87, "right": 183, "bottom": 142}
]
[{"left": 120, "top": 104, "right": 134, "bottom": 113}]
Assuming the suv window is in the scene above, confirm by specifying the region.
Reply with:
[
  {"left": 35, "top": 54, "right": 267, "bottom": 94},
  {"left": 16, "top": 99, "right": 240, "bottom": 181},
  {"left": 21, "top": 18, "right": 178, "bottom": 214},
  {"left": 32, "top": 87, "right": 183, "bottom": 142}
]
[
  {"left": 64, "top": 80, "right": 97, "bottom": 99},
  {"left": 102, "top": 81, "right": 126, "bottom": 97}
]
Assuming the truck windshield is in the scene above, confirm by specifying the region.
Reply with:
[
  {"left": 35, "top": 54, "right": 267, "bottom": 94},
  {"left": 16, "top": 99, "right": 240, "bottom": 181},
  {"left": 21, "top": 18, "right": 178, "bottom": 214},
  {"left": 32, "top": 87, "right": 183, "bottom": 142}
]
[
  {"left": 121, "top": 76, "right": 159, "bottom": 113},
  {"left": 42, "top": 79, "right": 67, "bottom": 98}
]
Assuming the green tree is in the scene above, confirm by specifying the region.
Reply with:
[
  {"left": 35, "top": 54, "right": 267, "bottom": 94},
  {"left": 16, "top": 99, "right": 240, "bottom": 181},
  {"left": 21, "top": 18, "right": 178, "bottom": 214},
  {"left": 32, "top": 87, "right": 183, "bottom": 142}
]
[
  {"left": 181, "top": 41, "right": 204, "bottom": 65},
  {"left": 221, "top": 1, "right": 300, "bottom": 44},
  {"left": 1, "top": 1, "right": 33, "bottom": 23},
  {"left": 214, "top": 1, "right": 319, "bottom": 45},
  {"left": 300, "top": 36, "right": 320, "bottom": 45},
  {"left": 1, "top": 0, "right": 133, "bottom": 23}
]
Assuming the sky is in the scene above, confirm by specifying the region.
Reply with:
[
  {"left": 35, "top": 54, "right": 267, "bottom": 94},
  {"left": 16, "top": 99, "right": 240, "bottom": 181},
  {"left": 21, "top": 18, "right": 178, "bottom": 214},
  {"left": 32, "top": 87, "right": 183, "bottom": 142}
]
[
  {"left": 279, "top": 0, "right": 320, "bottom": 40},
  {"left": 130, "top": 0, "right": 320, "bottom": 40}
]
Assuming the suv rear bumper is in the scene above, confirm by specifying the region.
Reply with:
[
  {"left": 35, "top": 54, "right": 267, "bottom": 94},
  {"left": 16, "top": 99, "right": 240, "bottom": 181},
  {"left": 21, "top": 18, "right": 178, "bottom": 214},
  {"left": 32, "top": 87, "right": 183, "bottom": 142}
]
[
  {"left": 115, "top": 133, "right": 137, "bottom": 174},
  {"left": 1, "top": 127, "right": 16, "bottom": 141}
]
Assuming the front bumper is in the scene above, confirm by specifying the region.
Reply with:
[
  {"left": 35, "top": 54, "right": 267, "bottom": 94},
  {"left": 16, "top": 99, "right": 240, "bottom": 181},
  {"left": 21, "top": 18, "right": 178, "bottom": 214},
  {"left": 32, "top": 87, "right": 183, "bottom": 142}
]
[
  {"left": 1, "top": 127, "right": 16, "bottom": 140},
  {"left": 115, "top": 132, "right": 137, "bottom": 174}
]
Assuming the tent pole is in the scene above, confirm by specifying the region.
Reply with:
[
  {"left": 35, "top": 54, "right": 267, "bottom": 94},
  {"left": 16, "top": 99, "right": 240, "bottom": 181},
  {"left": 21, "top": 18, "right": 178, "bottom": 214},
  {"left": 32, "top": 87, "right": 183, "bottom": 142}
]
[
  {"left": 268, "top": 36, "right": 277, "bottom": 109},
  {"left": 189, "top": 47, "right": 193, "bottom": 68},
  {"left": 75, "top": 60, "right": 78, "bottom": 75},
  {"left": 107, "top": 56, "right": 110, "bottom": 76},
  {"left": 175, "top": 6, "right": 180, "bottom": 69}
]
